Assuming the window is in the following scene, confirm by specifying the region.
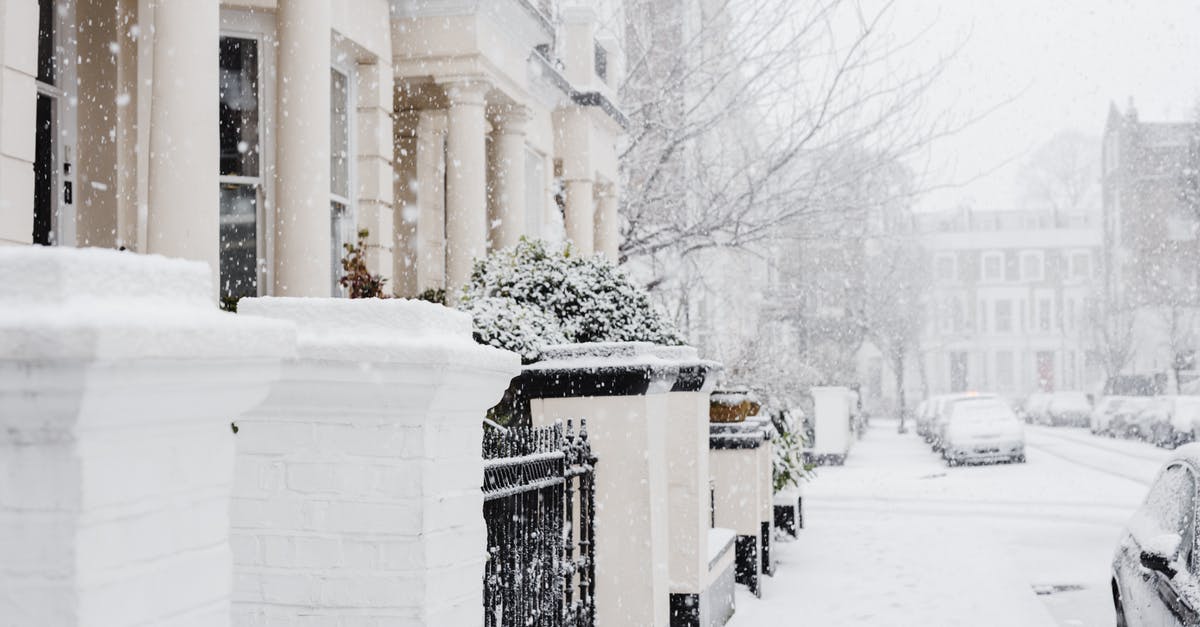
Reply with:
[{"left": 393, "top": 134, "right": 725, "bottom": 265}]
[
  {"left": 935, "top": 254, "right": 956, "bottom": 282},
  {"left": 218, "top": 35, "right": 263, "bottom": 301},
  {"left": 1066, "top": 299, "right": 1076, "bottom": 331},
  {"left": 1142, "top": 464, "right": 1196, "bottom": 566},
  {"left": 982, "top": 252, "right": 1003, "bottom": 281},
  {"left": 330, "top": 67, "right": 356, "bottom": 296},
  {"left": 995, "top": 300, "right": 1013, "bottom": 333},
  {"left": 1071, "top": 251, "right": 1092, "bottom": 279},
  {"left": 978, "top": 299, "right": 987, "bottom": 333},
  {"left": 594, "top": 42, "right": 608, "bottom": 83},
  {"left": 525, "top": 148, "right": 545, "bottom": 238},
  {"left": 1037, "top": 298, "right": 1051, "bottom": 332},
  {"left": 32, "top": 0, "right": 75, "bottom": 247},
  {"left": 1021, "top": 251, "right": 1044, "bottom": 281}
]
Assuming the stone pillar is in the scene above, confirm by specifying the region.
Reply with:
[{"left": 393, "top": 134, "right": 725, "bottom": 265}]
[
  {"left": 489, "top": 105, "right": 530, "bottom": 250},
  {"left": 231, "top": 297, "right": 520, "bottom": 627},
  {"left": 0, "top": 0, "right": 37, "bottom": 246},
  {"left": 0, "top": 246, "right": 292, "bottom": 626},
  {"left": 555, "top": 106, "right": 594, "bottom": 254},
  {"left": 146, "top": 0, "right": 219, "bottom": 288},
  {"left": 655, "top": 347, "right": 735, "bottom": 627},
  {"left": 442, "top": 80, "right": 490, "bottom": 297},
  {"left": 355, "top": 60, "right": 396, "bottom": 286},
  {"left": 518, "top": 342, "right": 678, "bottom": 627},
  {"left": 594, "top": 183, "right": 619, "bottom": 261},
  {"left": 273, "top": 0, "right": 331, "bottom": 297},
  {"left": 709, "top": 415, "right": 769, "bottom": 597}
]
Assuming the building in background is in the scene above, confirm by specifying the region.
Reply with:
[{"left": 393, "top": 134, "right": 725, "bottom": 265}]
[
  {"left": 916, "top": 207, "right": 1103, "bottom": 398},
  {"left": 0, "top": 0, "right": 625, "bottom": 302},
  {"left": 1101, "top": 101, "right": 1200, "bottom": 380}
]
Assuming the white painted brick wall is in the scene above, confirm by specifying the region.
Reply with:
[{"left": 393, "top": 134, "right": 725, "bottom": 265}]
[
  {"left": 232, "top": 298, "right": 519, "bottom": 627},
  {"left": 0, "top": 247, "right": 293, "bottom": 627}
]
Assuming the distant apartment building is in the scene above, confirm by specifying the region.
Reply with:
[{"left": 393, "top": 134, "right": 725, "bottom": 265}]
[
  {"left": 1101, "top": 101, "right": 1200, "bottom": 376},
  {"left": 917, "top": 207, "right": 1103, "bottom": 398}
]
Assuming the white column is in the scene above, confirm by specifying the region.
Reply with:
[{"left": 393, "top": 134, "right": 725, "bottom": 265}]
[
  {"left": 489, "top": 105, "right": 530, "bottom": 250},
  {"left": 273, "top": 0, "right": 331, "bottom": 296},
  {"left": 594, "top": 183, "right": 619, "bottom": 261},
  {"left": 0, "top": 246, "right": 291, "bottom": 627},
  {"left": 557, "top": 106, "right": 594, "bottom": 255},
  {"left": 415, "top": 109, "right": 448, "bottom": 293},
  {"left": 443, "top": 80, "right": 490, "bottom": 296},
  {"left": 146, "top": 0, "right": 219, "bottom": 287},
  {"left": 232, "top": 297, "right": 520, "bottom": 627}
]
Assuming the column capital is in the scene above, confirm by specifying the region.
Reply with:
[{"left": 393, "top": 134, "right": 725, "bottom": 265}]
[
  {"left": 490, "top": 104, "right": 533, "bottom": 136},
  {"left": 439, "top": 77, "right": 492, "bottom": 107}
]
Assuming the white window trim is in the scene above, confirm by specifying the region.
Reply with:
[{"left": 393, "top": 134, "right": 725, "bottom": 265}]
[
  {"left": 35, "top": 0, "right": 77, "bottom": 247},
  {"left": 329, "top": 60, "right": 358, "bottom": 296},
  {"left": 1069, "top": 249, "right": 1092, "bottom": 281},
  {"left": 220, "top": 9, "right": 277, "bottom": 296},
  {"left": 981, "top": 251, "right": 1004, "bottom": 283},
  {"left": 1020, "top": 250, "right": 1045, "bottom": 282}
]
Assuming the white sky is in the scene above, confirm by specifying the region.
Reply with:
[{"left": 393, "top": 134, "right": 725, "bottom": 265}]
[{"left": 879, "top": 0, "right": 1200, "bottom": 212}]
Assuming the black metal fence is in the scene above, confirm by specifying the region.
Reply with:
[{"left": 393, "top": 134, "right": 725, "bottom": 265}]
[{"left": 483, "top": 421, "right": 597, "bottom": 627}]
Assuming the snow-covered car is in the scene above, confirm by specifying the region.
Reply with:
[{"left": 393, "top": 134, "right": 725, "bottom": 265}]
[
  {"left": 1109, "top": 397, "right": 1156, "bottom": 440},
  {"left": 1091, "top": 396, "right": 1132, "bottom": 435},
  {"left": 1169, "top": 397, "right": 1200, "bottom": 448},
  {"left": 914, "top": 399, "right": 930, "bottom": 437},
  {"left": 1111, "top": 445, "right": 1200, "bottom": 625},
  {"left": 941, "top": 399, "right": 1026, "bottom": 466},
  {"left": 1044, "top": 391, "right": 1092, "bottom": 427},
  {"left": 931, "top": 393, "right": 999, "bottom": 451},
  {"left": 1022, "top": 393, "right": 1053, "bottom": 425}
]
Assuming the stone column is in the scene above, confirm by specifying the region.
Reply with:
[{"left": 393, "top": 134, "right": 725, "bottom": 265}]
[
  {"left": 146, "top": 0, "right": 219, "bottom": 288},
  {"left": 0, "top": 246, "right": 292, "bottom": 627},
  {"left": 518, "top": 342, "right": 678, "bottom": 627},
  {"left": 594, "top": 183, "right": 619, "bottom": 261},
  {"left": 273, "top": 0, "right": 331, "bottom": 296},
  {"left": 231, "top": 297, "right": 520, "bottom": 627},
  {"left": 442, "top": 80, "right": 490, "bottom": 298},
  {"left": 489, "top": 105, "right": 530, "bottom": 250},
  {"left": 556, "top": 107, "right": 594, "bottom": 254}
]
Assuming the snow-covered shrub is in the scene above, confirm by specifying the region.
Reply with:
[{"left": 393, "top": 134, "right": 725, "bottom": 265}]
[
  {"left": 460, "top": 238, "right": 683, "bottom": 361},
  {"left": 772, "top": 409, "right": 814, "bottom": 492},
  {"left": 467, "top": 297, "right": 569, "bottom": 362}
]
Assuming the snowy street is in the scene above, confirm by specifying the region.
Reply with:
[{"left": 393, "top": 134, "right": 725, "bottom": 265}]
[{"left": 732, "top": 419, "right": 1169, "bottom": 626}]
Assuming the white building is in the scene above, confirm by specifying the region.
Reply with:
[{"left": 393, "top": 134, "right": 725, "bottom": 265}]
[{"left": 916, "top": 207, "right": 1103, "bottom": 398}]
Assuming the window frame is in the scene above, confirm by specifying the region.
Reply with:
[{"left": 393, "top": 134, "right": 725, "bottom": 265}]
[
  {"left": 981, "top": 251, "right": 1004, "bottom": 283},
  {"left": 1069, "top": 250, "right": 1093, "bottom": 281},
  {"left": 329, "top": 62, "right": 358, "bottom": 296},
  {"left": 934, "top": 253, "right": 957, "bottom": 283},
  {"left": 33, "top": 0, "right": 77, "bottom": 247},
  {"left": 1020, "top": 250, "right": 1045, "bottom": 282}
]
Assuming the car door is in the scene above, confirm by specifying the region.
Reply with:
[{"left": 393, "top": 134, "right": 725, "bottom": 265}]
[
  {"left": 1123, "top": 465, "right": 1192, "bottom": 626},
  {"left": 1159, "top": 465, "right": 1200, "bottom": 626}
]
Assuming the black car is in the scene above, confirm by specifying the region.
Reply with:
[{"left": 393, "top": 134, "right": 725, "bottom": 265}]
[{"left": 1112, "top": 447, "right": 1200, "bottom": 625}]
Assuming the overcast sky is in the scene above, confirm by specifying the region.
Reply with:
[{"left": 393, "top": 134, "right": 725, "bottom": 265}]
[{"left": 881, "top": 0, "right": 1200, "bottom": 212}]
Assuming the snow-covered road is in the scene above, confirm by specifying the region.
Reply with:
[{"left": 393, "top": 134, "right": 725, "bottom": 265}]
[{"left": 729, "top": 419, "right": 1169, "bottom": 626}]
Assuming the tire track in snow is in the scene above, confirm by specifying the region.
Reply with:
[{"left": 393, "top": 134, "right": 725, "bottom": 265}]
[
  {"left": 1028, "top": 427, "right": 1167, "bottom": 463},
  {"left": 809, "top": 495, "right": 1133, "bottom": 527},
  {"left": 1024, "top": 438, "right": 1153, "bottom": 487}
]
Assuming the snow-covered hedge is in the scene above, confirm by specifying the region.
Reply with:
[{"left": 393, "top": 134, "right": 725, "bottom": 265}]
[{"left": 460, "top": 239, "right": 683, "bottom": 362}]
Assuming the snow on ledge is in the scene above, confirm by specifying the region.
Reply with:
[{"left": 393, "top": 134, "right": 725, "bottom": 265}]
[
  {"left": 527, "top": 341, "right": 709, "bottom": 373},
  {"left": 239, "top": 296, "right": 520, "bottom": 370},
  {"left": 0, "top": 246, "right": 294, "bottom": 361}
]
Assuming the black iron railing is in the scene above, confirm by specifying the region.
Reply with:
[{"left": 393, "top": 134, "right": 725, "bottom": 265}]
[{"left": 483, "top": 421, "right": 596, "bottom": 627}]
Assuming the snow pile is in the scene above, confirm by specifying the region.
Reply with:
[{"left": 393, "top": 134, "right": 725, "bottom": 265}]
[{"left": 460, "top": 239, "right": 683, "bottom": 362}]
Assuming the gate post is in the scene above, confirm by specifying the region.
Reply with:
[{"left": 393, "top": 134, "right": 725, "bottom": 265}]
[
  {"left": 514, "top": 342, "right": 679, "bottom": 627},
  {"left": 0, "top": 247, "right": 292, "bottom": 626},
  {"left": 231, "top": 298, "right": 519, "bottom": 627}
]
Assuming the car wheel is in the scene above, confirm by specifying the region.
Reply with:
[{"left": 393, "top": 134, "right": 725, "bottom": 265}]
[
  {"left": 1014, "top": 454, "right": 1026, "bottom": 463},
  {"left": 1112, "top": 579, "right": 1128, "bottom": 627},
  {"left": 946, "top": 458, "right": 958, "bottom": 467}
]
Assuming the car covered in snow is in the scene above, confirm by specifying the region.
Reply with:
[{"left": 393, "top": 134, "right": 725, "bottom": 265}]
[
  {"left": 929, "top": 393, "right": 998, "bottom": 451},
  {"left": 1170, "top": 397, "right": 1200, "bottom": 449},
  {"left": 1108, "top": 397, "right": 1157, "bottom": 440},
  {"left": 1043, "top": 391, "right": 1092, "bottom": 427},
  {"left": 940, "top": 398, "right": 1026, "bottom": 466},
  {"left": 1022, "top": 393, "right": 1053, "bottom": 425},
  {"left": 1112, "top": 445, "right": 1200, "bottom": 626},
  {"left": 1092, "top": 396, "right": 1135, "bottom": 435}
]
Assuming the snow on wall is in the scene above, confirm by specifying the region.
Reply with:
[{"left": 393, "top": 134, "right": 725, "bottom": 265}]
[
  {"left": 0, "top": 246, "right": 292, "bottom": 627},
  {"left": 231, "top": 297, "right": 520, "bottom": 627}
]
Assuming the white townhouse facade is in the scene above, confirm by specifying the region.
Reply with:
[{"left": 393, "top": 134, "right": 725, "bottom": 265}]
[
  {"left": 0, "top": 0, "right": 626, "bottom": 303},
  {"left": 918, "top": 207, "right": 1103, "bottom": 398}
]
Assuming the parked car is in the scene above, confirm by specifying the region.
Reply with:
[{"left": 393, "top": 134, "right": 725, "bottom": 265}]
[
  {"left": 931, "top": 393, "right": 999, "bottom": 451},
  {"left": 914, "top": 399, "right": 930, "bottom": 437},
  {"left": 1091, "top": 396, "right": 1132, "bottom": 435},
  {"left": 941, "top": 398, "right": 1026, "bottom": 466},
  {"left": 1109, "top": 397, "right": 1157, "bottom": 440},
  {"left": 1022, "top": 393, "right": 1053, "bottom": 425},
  {"left": 1111, "top": 445, "right": 1200, "bottom": 625},
  {"left": 1045, "top": 391, "right": 1092, "bottom": 427},
  {"left": 1158, "top": 396, "right": 1200, "bottom": 448}
]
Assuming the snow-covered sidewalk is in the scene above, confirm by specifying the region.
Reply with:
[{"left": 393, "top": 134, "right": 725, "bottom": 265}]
[{"left": 728, "top": 419, "right": 1156, "bottom": 626}]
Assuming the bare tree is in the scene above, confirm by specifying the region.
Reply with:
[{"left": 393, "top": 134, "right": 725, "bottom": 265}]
[
  {"left": 1017, "top": 130, "right": 1100, "bottom": 225},
  {"left": 1086, "top": 294, "right": 1136, "bottom": 387},
  {"left": 617, "top": 0, "right": 963, "bottom": 274}
]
